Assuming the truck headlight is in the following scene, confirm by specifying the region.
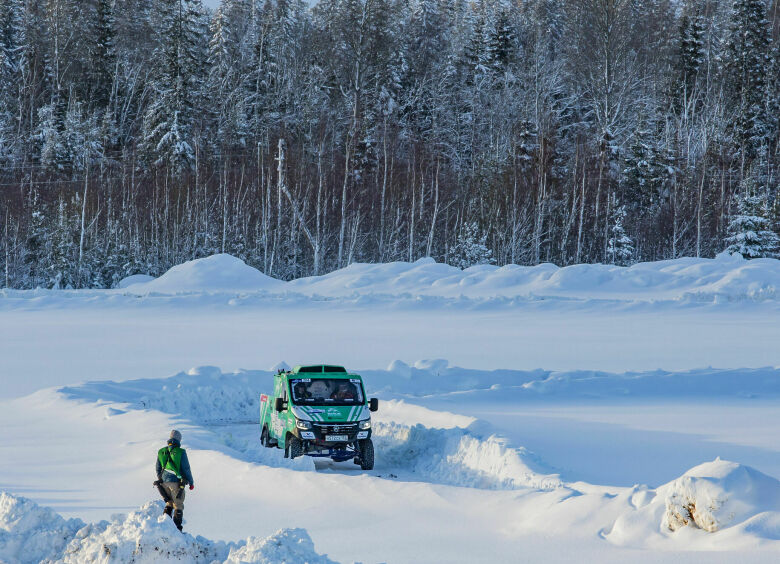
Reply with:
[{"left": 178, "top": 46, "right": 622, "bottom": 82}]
[
  {"left": 358, "top": 420, "right": 371, "bottom": 430},
  {"left": 296, "top": 420, "right": 312, "bottom": 430}
]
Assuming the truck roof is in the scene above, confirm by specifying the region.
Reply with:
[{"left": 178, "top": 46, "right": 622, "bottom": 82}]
[{"left": 291, "top": 365, "right": 348, "bottom": 374}]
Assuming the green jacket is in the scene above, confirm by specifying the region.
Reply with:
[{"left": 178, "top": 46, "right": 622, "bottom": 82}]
[{"left": 156, "top": 444, "right": 194, "bottom": 485}]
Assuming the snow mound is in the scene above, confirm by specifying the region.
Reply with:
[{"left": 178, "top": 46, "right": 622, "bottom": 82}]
[
  {"left": 0, "top": 492, "right": 84, "bottom": 564},
  {"left": 607, "top": 459, "right": 780, "bottom": 548},
  {"left": 60, "top": 501, "right": 227, "bottom": 563},
  {"left": 0, "top": 494, "right": 336, "bottom": 564},
  {"left": 225, "top": 528, "right": 336, "bottom": 564},
  {"left": 662, "top": 459, "right": 780, "bottom": 533},
  {"left": 122, "top": 254, "right": 283, "bottom": 294}
]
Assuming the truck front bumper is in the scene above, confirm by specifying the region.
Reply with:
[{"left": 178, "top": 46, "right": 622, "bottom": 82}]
[{"left": 296, "top": 421, "right": 371, "bottom": 444}]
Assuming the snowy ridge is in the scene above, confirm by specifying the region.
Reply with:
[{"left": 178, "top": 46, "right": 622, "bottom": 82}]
[
  {"left": 61, "top": 364, "right": 780, "bottom": 413},
  {"left": 0, "top": 252, "right": 774, "bottom": 304},
  {"left": 284, "top": 252, "right": 780, "bottom": 302},
  {"left": 112, "top": 252, "right": 780, "bottom": 302},
  {"left": 0, "top": 493, "right": 335, "bottom": 564}
]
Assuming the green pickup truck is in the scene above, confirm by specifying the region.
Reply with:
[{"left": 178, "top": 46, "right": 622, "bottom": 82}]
[{"left": 259, "top": 365, "right": 378, "bottom": 470}]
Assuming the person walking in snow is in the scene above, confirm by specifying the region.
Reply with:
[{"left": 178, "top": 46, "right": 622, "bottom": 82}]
[{"left": 155, "top": 430, "right": 195, "bottom": 532}]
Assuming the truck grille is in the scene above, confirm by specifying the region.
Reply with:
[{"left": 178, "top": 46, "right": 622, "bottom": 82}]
[{"left": 313, "top": 423, "right": 358, "bottom": 434}]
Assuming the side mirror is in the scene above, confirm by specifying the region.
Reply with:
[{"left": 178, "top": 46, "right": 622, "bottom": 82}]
[
  {"left": 369, "top": 398, "right": 379, "bottom": 412},
  {"left": 275, "top": 397, "right": 287, "bottom": 412}
]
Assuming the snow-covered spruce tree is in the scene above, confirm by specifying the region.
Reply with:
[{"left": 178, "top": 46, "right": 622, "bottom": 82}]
[
  {"left": 622, "top": 128, "right": 655, "bottom": 213},
  {"left": 0, "top": 0, "right": 22, "bottom": 159},
  {"left": 88, "top": 0, "right": 116, "bottom": 112},
  {"left": 725, "top": 180, "right": 779, "bottom": 258},
  {"left": 486, "top": 6, "right": 514, "bottom": 76},
  {"left": 672, "top": 3, "right": 704, "bottom": 111},
  {"left": 37, "top": 100, "right": 101, "bottom": 172},
  {"left": 450, "top": 222, "right": 495, "bottom": 269},
  {"left": 142, "top": 0, "right": 208, "bottom": 170},
  {"left": 49, "top": 196, "right": 76, "bottom": 289},
  {"left": 37, "top": 103, "right": 66, "bottom": 170},
  {"left": 607, "top": 202, "right": 634, "bottom": 266},
  {"left": 207, "top": 1, "right": 249, "bottom": 152},
  {"left": 23, "top": 193, "right": 49, "bottom": 288},
  {"left": 724, "top": 0, "right": 771, "bottom": 162}
]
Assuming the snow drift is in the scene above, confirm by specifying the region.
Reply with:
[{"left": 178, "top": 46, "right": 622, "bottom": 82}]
[
  {"left": 60, "top": 363, "right": 780, "bottom": 422},
  {"left": 0, "top": 493, "right": 336, "bottom": 564},
  {"left": 607, "top": 459, "right": 780, "bottom": 548},
  {"left": 285, "top": 252, "right": 780, "bottom": 302},
  {"left": 113, "top": 252, "right": 780, "bottom": 302},
  {"left": 373, "top": 421, "right": 561, "bottom": 490}
]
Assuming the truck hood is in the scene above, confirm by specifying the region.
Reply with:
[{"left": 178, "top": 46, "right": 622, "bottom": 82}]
[{"left": 292, "top": 404, "right": 368, "bottom": 422}]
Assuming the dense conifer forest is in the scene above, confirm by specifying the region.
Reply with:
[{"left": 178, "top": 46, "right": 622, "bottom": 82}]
[{"left": 1, "top": 0, "right": 780, "bottom": 288}]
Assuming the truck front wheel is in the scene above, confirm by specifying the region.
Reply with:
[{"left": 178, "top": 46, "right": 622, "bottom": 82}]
[
  {"left": 358, "top": 439, "right": 374, "bottom": 470},
  {"left": 288, "top": 436, "right": 303, "bottom": 459},
  {"left": 261, "top": 426, "right": 271, "bottom": 448}
]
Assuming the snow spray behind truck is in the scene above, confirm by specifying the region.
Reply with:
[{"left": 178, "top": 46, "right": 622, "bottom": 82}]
[{"left": 259, "top": 365, "right": 379, "bottom": 470}]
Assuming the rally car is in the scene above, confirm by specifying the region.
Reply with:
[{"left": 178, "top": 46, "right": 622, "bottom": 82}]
[{"left": 259, "top": 365, "right": 378, "bottom": 470}]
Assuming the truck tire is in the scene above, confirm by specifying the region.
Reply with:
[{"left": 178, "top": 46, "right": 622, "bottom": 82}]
[
  {"left": 288, "top": 436, "right": 303, "bottom": 459},
  {"left": 358, "top": 439, "right": 374, "bottom": 470},
  {"left": 261, "top": 426, "right": 272, "bottom": 448}
]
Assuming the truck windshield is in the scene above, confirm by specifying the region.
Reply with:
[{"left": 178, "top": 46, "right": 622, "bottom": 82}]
[{"left": 290, "top": 378, "right": 365, "bottom": 406}]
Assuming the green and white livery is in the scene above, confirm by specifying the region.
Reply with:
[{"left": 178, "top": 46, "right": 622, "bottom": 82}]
[{"left": 259, "top": 365, "right": 378, "bottom": 470}]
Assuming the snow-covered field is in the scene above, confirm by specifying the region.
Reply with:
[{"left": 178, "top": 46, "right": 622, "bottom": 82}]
[{"left": 1, "top": 254, "right": 779, "bottom": 562}]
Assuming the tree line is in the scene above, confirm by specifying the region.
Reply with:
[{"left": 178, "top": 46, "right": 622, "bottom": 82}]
[{"left": 1, "top": 0, "right": 779, "bottom": 289}]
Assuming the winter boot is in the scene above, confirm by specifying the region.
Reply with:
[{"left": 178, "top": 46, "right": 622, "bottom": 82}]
[
  {"left": 164, "top": 504, "right": 173, "bottom": 518},
  {"left": 173, "top": 509, "right": 184, "bottom": 532}
]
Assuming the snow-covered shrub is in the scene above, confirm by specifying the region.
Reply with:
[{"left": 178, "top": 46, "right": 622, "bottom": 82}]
[
  {"left": 725, "top": 187, "right": 779, "bottom": 259},
  {"left": 449, "top": 222, "right": 495, "bottom": 269},
  {"left": 607, "top": 205, "right": 634, "bottom": 265}
]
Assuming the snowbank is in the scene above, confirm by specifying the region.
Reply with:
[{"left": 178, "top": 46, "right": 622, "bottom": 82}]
[
  {"left": 286, "top": 252, "right": 780, "bottom": 302},
  {"left": 0, "top": 493, "right": 84, "bottom": 564},
  {"left": 373, "top": 421, "right": 561, "bottom": 490},
  {"left": 367, "top": 364, "right": 780, "bottom": 400},
  {"left": 122, "top": 254, "right": 283, "bottom": 294},
  {"left": 111, "top": 252, "right": 780, "bottom": 301},
  {"left": 607, "top": 459, "right": 780, "bottom": 548},
  {"left": 0, "top": 494, "right": 336, "bottom": 564}
]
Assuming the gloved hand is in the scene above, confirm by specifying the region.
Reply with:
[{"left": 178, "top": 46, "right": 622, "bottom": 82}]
[{"left": 189, "top": 484, "right": 194, "bottom": 491}]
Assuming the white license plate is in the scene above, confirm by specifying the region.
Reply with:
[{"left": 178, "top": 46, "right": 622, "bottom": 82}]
[{"left": 325, "top": 434, "right": 349, "bottom": 442}]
